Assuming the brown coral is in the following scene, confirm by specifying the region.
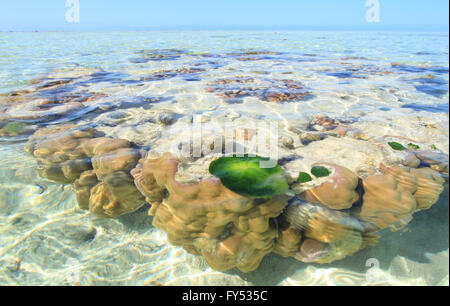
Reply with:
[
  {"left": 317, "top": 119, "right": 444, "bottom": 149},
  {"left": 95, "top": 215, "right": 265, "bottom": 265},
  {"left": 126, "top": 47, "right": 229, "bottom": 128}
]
[
  {"left": 410, "top": 167, "right": 445, "bottom": 210},
  {"left": 205, "top": 77, "right": 310, "bottom": 103},
  {"left": 286, "top": 201, "right": 364, "bottom": 244},
  {"left": 295, "top": 236, "right": 363, "bottom": 264},
  {"left": 299, "top": 163, "right": 360, "bottom": 210},
  {"left": 306, "top": 116, "right": 369, "bottom": 141},
  {"left": 276, "top": 199, "right": 371, "bottom": 264},
  {"left": 378, "top": 164, "right": 444, "bottom": 210},
  {"left": 352, "top": 169, "right": 418, "bottom": 231},
  {"left": 131, "top": 152, "right": 291, "bottom": 272},
  {"left": 226, "top": 51, "right": 280, "bottom": 62},
  {"left": 0, "top": 78, "right": 103, "bottom": 124},
  {"left": 23, "top": 124, "right": 447, "bottom": 271},
  {"left": 25, "top": 125, "right": 145, "bottom": 218},
  {"left": 143, "top": 67, "right": 205, "bottom": 81},
  {"left": 273, "top": 226, "right": 303, "bottom": 258}
]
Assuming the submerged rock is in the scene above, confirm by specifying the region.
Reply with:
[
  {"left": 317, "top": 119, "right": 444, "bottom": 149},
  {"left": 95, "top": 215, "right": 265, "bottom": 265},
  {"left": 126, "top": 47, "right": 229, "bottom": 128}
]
[
  {"left": 415, "top": 150, "right": 449, "bottom": 175},
  {"left": 299, "top": 132, "right": 328, "bottom": 145}
]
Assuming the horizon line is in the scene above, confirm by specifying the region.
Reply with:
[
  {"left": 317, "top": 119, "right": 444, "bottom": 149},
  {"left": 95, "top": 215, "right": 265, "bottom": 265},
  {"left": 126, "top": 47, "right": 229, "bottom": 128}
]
[{"left": 1, "top": 27, "right": 449, "bottom": 33}]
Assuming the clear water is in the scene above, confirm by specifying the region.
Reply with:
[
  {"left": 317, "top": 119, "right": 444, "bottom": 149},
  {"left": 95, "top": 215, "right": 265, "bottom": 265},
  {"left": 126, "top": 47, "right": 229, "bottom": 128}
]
[{"left": 0, "top": 31, "right": 448, "bottom": 286}]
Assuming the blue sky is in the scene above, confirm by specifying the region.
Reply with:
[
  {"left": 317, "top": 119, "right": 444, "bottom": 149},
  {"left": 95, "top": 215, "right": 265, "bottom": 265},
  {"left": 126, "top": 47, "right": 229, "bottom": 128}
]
[{"left": 0, "top": 0, "right": 448, "bottom": 31}]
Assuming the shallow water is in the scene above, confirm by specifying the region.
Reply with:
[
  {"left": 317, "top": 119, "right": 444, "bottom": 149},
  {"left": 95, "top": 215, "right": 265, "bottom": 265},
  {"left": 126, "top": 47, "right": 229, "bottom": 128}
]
[{"left": 0, "top": 31, "right": 448, "bottom": 286}]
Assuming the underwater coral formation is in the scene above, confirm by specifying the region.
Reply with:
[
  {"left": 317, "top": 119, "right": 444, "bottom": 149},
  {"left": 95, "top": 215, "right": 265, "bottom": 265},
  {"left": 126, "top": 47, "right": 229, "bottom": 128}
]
[
  {"left": 0, "top": 76, "right": 103, "bottom": 126},
  {"left": 22, "top": 124, "right": 447, "bottom": 272},
  {"left": 226, "top": 50, "right": 281, "bottom": 62},
  {"left": 297, "top": 163, "right": 360, "bottom": 210},
  {"left": 382, "top": 136, "right": 449, "bottom": 177},
  {"left": 281, "top": 199, "right": 368, "bottom": 264},
  {"left": 129, "top": 151, "right": 445, "bottom": 269},
  {"left": 131, "top": 152, "right": 291, "bottom": 272},
  {"left": 275, "top": 163, "right": 445, "bottom": 264},
  {"left": 24, "top": 125, "right": 146, "bottom": 218},
  {"left": 142, "top": 68, "right": 205, "bottom": 81},
  {"left": 205, "top": 76, "right": 311, "bottom": 103}
]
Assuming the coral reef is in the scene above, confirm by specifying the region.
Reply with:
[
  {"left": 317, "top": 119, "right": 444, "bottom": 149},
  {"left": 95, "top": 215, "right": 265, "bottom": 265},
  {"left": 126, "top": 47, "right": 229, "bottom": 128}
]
[
  {"left": 382, "top": 136, "right": 449, "bottom": 174},
  {"left": 276, "top": 162, "right": 445, "bottom": 264},
  {"left": 23, "top": 124, "right": 446, "bottom": 271},
  {"left": 132, "top": 152, "right": 291, "bottom": 272},
  {"left": 226, "top": 50, "right": 281, "bottom": 61},
  {"left": 25, "top": 125, "right": 145, "bottom": 218},
  {"left": 290, "top": 115, "right": 368, "bottom": 145},
  {"left": 352, "top": 171, "right": 417, "bottom": 230},
  {"left": 205, "top": 77, "right": 311, "bottom": 103},
  {"left": 128, "top": 147, "right": 445, "bottom": 267},
  {"left": 294, "top": 163, "right": 360, "bottom": 210},
  {"left": 129, "top": 49, "right": 188, "bottom": 63},
  {"left": 3, "top": 47, "right": 447, "bottom": 277},
  {"left": 276, "top": 199, "right": 369, "bottom": 264},
  {"left": 308, "top": 116, "right": 342, "bottom": 132},
  {"left": 0, "top": 69, "right": 107, "bottom": 135},
  {"left": 142, "top": 68, "right": 205, "bottom": 81},
  {"left": 353, "top": 164, "right": 445, "bottom": 230}
]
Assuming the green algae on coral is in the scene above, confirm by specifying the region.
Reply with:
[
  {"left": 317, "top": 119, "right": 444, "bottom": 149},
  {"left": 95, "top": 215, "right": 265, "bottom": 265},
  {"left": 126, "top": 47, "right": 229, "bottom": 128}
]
[
  {"left": 408, "top": 143, "right": 420, "bottom": 150},
  {"left": 430, "top": 144, "right": 438, "bottom": 150},
  {"left": 311, "top": 166, "right": 331, "bottom": 178},
  {"left": 3, "top": 122, "right": 26, "bottom": 135},
  {"left": 297, "top": 172, "right": 313, "bottom": 183},
  {"left": 388, "top": 142, "right": 405, "bottom": 151},
  {"left": 209, "top": 155, "right": 288, "bottom": 199}
]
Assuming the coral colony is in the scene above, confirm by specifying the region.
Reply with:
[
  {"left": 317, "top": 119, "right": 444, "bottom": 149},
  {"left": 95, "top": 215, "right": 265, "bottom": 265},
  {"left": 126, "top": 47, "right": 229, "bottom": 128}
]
[{"left": 22, "top": 122, "right": 446, "bottom": 272}]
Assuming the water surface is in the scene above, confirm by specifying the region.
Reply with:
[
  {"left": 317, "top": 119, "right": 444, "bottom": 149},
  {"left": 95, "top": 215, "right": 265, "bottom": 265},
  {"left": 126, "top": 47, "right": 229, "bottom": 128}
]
[{"left": 0, "top": 31, "right": 448, "bottom": 286}]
